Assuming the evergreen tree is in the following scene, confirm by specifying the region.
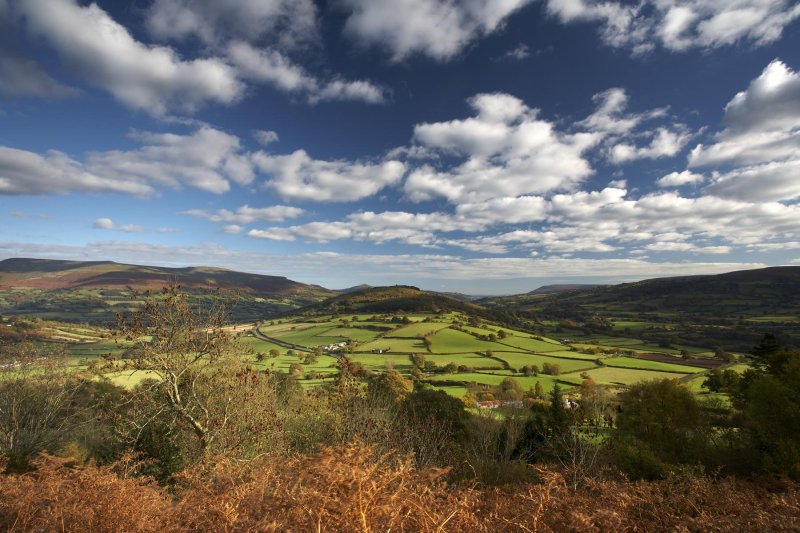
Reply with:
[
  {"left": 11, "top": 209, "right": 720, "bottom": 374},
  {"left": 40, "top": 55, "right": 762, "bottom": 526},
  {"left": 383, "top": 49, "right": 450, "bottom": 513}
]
[
  {"left": 751, "top": 333, "right": 789, "bottom": 373},
  {"left": 549, "top": 384, "right": 570, "bottom": 434}
]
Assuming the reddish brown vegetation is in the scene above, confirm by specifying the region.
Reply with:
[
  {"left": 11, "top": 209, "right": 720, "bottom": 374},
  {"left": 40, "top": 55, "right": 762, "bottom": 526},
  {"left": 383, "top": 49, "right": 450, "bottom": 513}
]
[
  {"left": 0, "top": 258, "right": 324, "bottom": 296},
  {"left": 2, "top": 443, "right": 799, "bottom": 532}
]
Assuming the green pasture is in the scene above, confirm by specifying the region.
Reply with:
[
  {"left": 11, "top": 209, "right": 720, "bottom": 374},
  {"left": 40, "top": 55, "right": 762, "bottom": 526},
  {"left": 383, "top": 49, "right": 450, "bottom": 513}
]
[
  {"left": 354, "top": 338, "right": 427, "bottom": 353},
  {"left": 584, "top": 336, "right": 644, "bottom": 347},
  {"left": 602, "top": 356, "right": 706, "bottom": 374},
  {"left": 496, "top": 336, "right": 567, "bottom": 353},
  {"left": 501, "top": 328, "right": 563, "bottom": 345},
  {"left": 384, "top": 322, "right": 451, "bottom": 338},
  {"left": 68, "top": 339, "right": 127, "bottom": 359},
  {"left": 347, "top": 321, "right": 395, "bottom": 331},
  {"left": 684, "top": 373, "right": 708, "bottom": 393},
  {"left": 461, "top": 326, "right": 496, "bottom": 336},
  {"left": 259, "top": 322, "right": 318, "bottom": 334},
  {"left": 581, "top": 366, "right": 691, "bottom": 386},
  {"left": 429, "top": 384, "right": 469, "bottom": 399},
  {"left": 253, "top": 352, "right": 339, "bottom": 375},
  {"left": 494, "top": 352, "right": 599, "bottom": 373},
  {"left": 531, "top": 349, "right": 605, "bottom": 361},
  {"left": 746, "top": 315, "right": 800, "bottom": 323},
  {"left": 269, "top": 325, "right": 337, "bottom": 347},
  {"left": 726, "top": 363, "right": 752, "bottom": 374},
  {"left": 422, "top": 352, "right": 505, "bottom": 369},
  {"left": 240, "top": 336, "right": 287, "bottom": 354},
  {"left": 610, "top": 321, "right": 654, "bottom": 331},
  {"left": 406, "top": 315, "right": 438, "bottom": 322},
  {"left": 316, "top": 327, "right": 383, "bottom": 343},
  {"left": 428, "top": 328, "right": 494, "bottom": 353},
  {"left": 350, "top": 353, "right": 413, "bottom": 371},
  {"left": 426, "top": 371, "right": 582, "bottom": 392}
]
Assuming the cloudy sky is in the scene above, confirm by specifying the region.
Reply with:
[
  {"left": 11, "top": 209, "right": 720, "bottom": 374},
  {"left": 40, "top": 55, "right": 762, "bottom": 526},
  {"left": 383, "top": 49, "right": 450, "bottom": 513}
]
[{"left": 2, "top": 0, "right": 800, "bottom": 293}]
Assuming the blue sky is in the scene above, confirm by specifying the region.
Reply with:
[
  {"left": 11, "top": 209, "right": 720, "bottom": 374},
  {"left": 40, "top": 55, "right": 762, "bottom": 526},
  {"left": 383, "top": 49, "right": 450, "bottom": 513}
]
[{"left": 2, "top": 0, "right": 800, "bottom": 293}]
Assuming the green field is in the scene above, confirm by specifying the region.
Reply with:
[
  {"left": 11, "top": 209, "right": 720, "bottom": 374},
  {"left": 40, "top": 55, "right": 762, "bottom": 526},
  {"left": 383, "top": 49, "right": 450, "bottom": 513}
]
[
  {"left": 427, "top": 328, "right": 494, "bottom": 353},
  {"left": 581, "top": 366, "right": 691, "bottom": 385},
  {"left": 384, "top": 322, "right": 452, "bottom": 338},
  {"left": 495, "top": 336, "right": 568, "bottom": 353},
  {"left": 602, "top": 356, "right": 706, "bottom": 374},
  {"left": 355, "top": 338, "right": 427, "bottom": 353},
  {"left": 461, "top": 325, "right": 496, "bottom": 336},
  {"left": 259, "top": 322, "right": 320, "bottom": 334},
  {"left": 268, "top": 325, "right": 337, "bottom": 347},
  {"left": 501, "top": 328, "right": 564, "bottom": 345},
  {"left": 533, "top": 350, "right": 606, "bottom": 360},
  {"left": 430, "top": 384, "right": 469, "bottom": 399},
  {"left": 316, "top": 327, "right": 383, "bottom": 343},
  {"left": 423, "top": 352, "right": 505, "bottom": 369},
  {"left": 253, "top": 352, "right": 339, "bottom": 375},
  {"left": 68, "top": 339, "right": 127, "bottom": 359},
  {"left": 426, "top": 372, "right": 583, "bottom": 391},
  {"left": 240, "top": 336, "right": 288, "bottom": 354},
  {"left": 685, "top": 373, "right": 709, "bottom": 393},
  {"left": 107, "top": 310, "right": 732, "bottom": 397},
  {"left": 252, "top": 312, "right": 715, "bottom": 392},
  {"left": 350, "top": 353, "right": 413, "bottom": 371},
  {"left": 494, "top": 352, "right": 599, "bottom": 373}
]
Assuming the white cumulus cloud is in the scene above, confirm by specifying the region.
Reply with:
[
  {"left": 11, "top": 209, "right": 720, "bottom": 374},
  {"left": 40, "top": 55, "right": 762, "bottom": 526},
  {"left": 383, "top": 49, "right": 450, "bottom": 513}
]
[
  {"left": 87, "top": 127, "right": 255, "bottom": 194},
  {"left": 18, "top": 0, "right": 242, "bottom": 115},
  {"left": 182, "top": 205, "right": 306, "bottom": 225},
  {"left": 404, "top": 93, "right": 599, "bottom": 203},
  {"left": 228, "top": 41, "right": 387, "bottom": 104},
  {"left": 0, "top": 147, "right": 153, "bottom": 196},
  {"left": 341, "top": 0, "right": 533, "bottom": 61},
  {"left": 0, "top": 127, "right": 255, "bottom": 196},
  {"left": 254, "top": 150, "right": 405, "bottom": 202},
  {"left": 145, "top": 0, "right": 319, "bottom": 51},
  {"left": 690, "top": 59, "right": 800, "bottom": 202},
  {"left": 657, "top": 171, "right": 704, "bottom": 188},
  {"left": 92, "top": 218, "right": 114, "bottom": 230},
  {"left": 546, "top": 0, "right": 800, "bottom": 55}
]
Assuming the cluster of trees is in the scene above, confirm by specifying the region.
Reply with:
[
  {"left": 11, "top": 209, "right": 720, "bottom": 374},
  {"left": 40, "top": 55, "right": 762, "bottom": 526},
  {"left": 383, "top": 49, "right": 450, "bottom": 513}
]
[{"left": 611, "top": 334, "right": 800, "bottom": 480}]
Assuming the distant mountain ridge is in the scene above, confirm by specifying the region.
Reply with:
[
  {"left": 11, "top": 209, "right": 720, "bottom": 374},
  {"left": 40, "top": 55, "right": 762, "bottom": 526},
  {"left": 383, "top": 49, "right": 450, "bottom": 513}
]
[
  {"left": 480, "top": 266, "right": 800, "bottom": 350},
  {"left": 0, "top": 257, "right": 336, "bottom": 324},
  {"left": 483, "top": 266, "right": 800, "bottom": 319},
  {"left": 0, "top": 257, "right": 331, "bottom": 297},
  {"left": 528, "top": 284, "right": 607, "bottom": 295},
  {"left": 338, "top": 284, "right": 372, "bottom": 293}
]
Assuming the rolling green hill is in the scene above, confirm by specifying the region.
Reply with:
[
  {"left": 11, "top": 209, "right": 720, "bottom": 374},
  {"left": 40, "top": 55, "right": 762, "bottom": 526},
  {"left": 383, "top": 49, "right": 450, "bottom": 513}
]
[
  {"left": 484, "top": 267, "right": 800, "bottom": 318},
  {"left": 293, "top": 285, "right": 516, "bottom": 323},
  {"left": 481, "top": 266, "right": 800, "bottom": 350}
]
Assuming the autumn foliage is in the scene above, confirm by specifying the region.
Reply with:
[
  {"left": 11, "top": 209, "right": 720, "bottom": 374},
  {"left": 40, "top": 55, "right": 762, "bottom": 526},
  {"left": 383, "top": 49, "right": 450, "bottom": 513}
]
[{"left": 2, "top": 442, "right": 799, "bottom": 532}]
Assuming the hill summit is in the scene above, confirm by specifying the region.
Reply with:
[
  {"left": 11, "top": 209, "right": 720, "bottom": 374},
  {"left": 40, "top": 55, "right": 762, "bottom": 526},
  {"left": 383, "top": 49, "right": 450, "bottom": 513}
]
[{"left": 300, "top": 285, "right": 500, "bottom": 318}]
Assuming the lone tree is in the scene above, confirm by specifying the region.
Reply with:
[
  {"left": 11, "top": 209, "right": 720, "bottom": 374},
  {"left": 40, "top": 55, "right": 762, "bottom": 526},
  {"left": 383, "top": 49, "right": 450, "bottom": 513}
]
[
  {"left": 115, "top": 286, "right": 257, "bottom": 456},
  {"left": 367, "top": 369, "right": 412, "bottom": 405}
]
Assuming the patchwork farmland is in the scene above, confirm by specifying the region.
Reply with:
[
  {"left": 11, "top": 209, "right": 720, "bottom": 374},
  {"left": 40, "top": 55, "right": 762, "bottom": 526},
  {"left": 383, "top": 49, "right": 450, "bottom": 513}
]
[{"left": 253, "top": 311, "right": 737, "bottom": 400}]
